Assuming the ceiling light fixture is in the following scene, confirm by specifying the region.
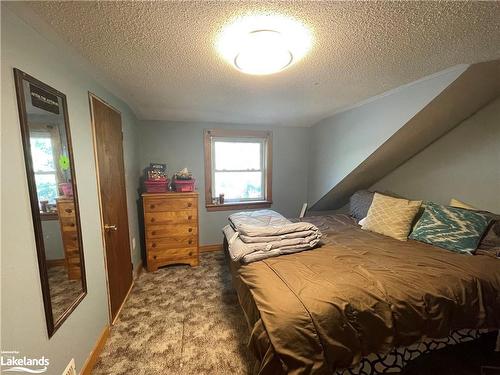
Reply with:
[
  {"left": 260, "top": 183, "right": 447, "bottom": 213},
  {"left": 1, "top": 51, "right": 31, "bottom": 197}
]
[
  {"left": 234, "top": 30, "right": 293, "bottom": 75},
  {"left": 216, "top": 14, "right": 312, "bottom": 76}
]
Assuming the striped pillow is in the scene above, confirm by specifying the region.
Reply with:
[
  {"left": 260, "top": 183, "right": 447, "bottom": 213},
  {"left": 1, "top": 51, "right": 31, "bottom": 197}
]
[{"left": 409, "top": 202, "right": 492, "bottom": 254}]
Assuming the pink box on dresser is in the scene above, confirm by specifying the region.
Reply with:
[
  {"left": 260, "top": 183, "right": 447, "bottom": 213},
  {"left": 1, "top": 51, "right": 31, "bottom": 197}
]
[
  {"left": 144, "top": 179, "right": 169, "bottom": 193},
  {"left": 173, "top": 179, "right": 195, "bottom": 192}
]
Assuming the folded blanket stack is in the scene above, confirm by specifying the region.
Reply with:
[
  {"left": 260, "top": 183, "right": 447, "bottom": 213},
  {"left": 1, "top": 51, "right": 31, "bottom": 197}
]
[{"left": 224, "top": 209, "right": 322, "bottom": 264}]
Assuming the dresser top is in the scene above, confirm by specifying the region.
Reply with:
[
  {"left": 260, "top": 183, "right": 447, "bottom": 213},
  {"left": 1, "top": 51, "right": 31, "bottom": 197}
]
[
  {"left": 142, "top": 191, "right": 199, "bottom": 198},
  {"left": 56, "top": 196, "right": 75, "bottom": 203}
]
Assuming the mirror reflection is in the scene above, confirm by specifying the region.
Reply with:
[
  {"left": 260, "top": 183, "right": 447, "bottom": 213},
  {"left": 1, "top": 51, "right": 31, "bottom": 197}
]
[{"left": 14, "top": 69, "right": 86, "bottom": 335}]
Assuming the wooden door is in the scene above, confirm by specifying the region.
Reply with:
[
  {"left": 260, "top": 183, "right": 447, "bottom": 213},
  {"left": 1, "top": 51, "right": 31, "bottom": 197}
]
[{"left": 90, "top": 94, "right": 133, "bottom": 322}]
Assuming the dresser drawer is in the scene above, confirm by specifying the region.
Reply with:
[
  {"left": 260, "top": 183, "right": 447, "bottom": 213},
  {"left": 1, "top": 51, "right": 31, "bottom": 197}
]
[
  {"left": 58, "top": 203, "right": 76, "bottom": 218},
  {"left": 67, "top": 268, "right": 81, "bottom": 280},
  {"left": 146, "top": 235, "right": 197, "bottom": 251},
  {"left": 60, "top": 217, "right": 77, "bottom": 232},
  {"left": 147, "top": 247, "right": 197, "bottom": 262},
  {"left": 145, "top": 197, "right": 197, "bottom": 212},
  {"left": 145, "top": 210, "right": 197, "bottom": 225},
  {"left": 146, "top": 223, "right": 197, "bottom": 239},
  {"left": 62, "top": 232, "right": 79, "bottom": 249},
  {"left": 67, "top": 256, "right": 81, "bottom": 266}
]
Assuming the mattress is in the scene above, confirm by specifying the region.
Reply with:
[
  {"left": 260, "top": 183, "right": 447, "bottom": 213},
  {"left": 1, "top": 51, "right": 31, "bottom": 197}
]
[{"left": 226, "top": 214, "right": 500, "bottom": 375}]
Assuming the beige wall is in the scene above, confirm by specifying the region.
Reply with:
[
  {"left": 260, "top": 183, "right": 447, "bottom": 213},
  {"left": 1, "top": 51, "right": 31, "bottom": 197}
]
[
  {"left": 1, "top": 7, "right": 141, "bottom": 374},
  {"left": 372, "top": 97, "right": 500, "bottom": 213}
]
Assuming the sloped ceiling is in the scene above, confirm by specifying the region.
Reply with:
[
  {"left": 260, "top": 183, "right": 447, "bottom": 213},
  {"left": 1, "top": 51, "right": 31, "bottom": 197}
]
[
  {"left": 311, "top": 59, "right": 500, "bottom": 211},
  {"left": 10, "top": 1, "right": 500, "bottom": 126}
]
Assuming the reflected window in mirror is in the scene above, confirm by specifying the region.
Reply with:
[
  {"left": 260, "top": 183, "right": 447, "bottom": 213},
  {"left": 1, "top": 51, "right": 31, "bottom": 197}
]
[
  {"left": 31, "top": 130, "right": 59, "bottom": 204},
  {"left": 13, "top": 68, "right": 87, "bottom": 337}
]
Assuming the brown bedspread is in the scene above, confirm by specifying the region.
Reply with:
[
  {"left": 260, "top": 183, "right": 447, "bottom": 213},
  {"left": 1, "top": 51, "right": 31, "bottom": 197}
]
[{"left": 229, "top": 214, "right": 500, "bottom": 375}]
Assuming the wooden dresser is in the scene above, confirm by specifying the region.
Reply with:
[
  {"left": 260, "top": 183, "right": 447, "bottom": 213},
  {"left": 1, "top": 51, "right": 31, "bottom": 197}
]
[
  {"left": 56, "top": 197, "right": 81, "bottom": 280},
  {"left": 142, "top": 192, "right": 199, "bottom": 271}
]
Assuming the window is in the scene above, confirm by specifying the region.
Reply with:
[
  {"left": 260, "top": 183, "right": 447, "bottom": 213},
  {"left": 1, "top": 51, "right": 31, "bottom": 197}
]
[
  {"left": 204, "top": 129, "right": 272, "bottom": 211},
  {"left": 30, "top": 133, "right": 59, "bottom": 204}
]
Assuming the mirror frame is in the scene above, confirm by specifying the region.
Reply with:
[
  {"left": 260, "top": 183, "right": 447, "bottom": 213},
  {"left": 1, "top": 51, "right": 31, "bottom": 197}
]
[{"left": 13, "top": 68, "right": 87, "bottom": 337}]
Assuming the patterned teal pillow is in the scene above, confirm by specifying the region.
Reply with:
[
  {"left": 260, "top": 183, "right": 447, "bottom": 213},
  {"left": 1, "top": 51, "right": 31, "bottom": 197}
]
[{"left": 409, "top": 202, "right": 492, "bottom": 254}]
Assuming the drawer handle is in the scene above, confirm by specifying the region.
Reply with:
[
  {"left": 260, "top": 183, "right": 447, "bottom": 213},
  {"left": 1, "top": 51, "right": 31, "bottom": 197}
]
[
  {"left": 65, "top": 208, "right": 73, "bottom": 213},
  {"left": 189, "top": 252, "right": 193, "bottom": 256},
  {"left": 152, "top": 231, "right": 156, "bottom": 235},
  {"left": 153, "top": 255, "right": 157, "bottom": 260},
  {"left": 72, "top": 236, "right": 77, "bottom": 241},
  {"left": 187, "top": 202, "right": 192, "bottom": 207},
  {"left": 150, "top": 204, "right": 155, "bottom": 209},
  {"left": 152, "top": 243, "right": 156, "bottom": 248},
  {"left": 188, "top": 239, "right": 192, "bottom": 245},
  {"left": 188, "top": 228, "right": 193, "bottom": 233},
  {"left": 70, "top": 223, "right": 75, "bottom": 227},
  {"left": 151, "top": 218, "right": 155, "bottom": 223},
  {"left": 188, "top": 215, "right": 192, "bottom": 220}
]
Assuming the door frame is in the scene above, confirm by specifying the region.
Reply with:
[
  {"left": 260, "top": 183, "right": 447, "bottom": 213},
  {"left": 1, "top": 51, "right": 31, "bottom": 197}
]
[{"left": 88, "top": 92, "right": 134, "bottom": 324}]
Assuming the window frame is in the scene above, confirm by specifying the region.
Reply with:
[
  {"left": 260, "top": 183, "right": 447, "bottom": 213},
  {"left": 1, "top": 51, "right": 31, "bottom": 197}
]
[{"left": 204, "top": 129, "right": 272, "bottom": 212}]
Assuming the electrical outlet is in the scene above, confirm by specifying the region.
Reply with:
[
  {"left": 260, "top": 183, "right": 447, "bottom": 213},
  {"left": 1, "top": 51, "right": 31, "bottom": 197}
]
[{"left": 62, "top": 359, "right": 76, "bottom": 375}]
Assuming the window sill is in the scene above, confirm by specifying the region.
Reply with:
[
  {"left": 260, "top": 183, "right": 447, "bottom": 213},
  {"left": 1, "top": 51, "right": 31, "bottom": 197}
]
[{"left": 206, "top": 200, "right": 272, "bottom": 212}]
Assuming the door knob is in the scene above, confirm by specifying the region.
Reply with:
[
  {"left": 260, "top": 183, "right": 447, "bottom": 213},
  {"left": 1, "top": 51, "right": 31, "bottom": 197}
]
[{"left": 104, "top": 224, "right": 118, "bottom": 231}]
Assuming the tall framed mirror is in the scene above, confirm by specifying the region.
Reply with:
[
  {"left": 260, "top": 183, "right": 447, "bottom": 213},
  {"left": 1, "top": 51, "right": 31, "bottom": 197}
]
[{"left": 14, "top": 68, "right": 87, "bottom": 337}]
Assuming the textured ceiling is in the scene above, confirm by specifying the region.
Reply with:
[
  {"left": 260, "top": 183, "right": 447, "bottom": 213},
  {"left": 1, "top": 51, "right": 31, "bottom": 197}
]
[{"left": 21, "top": 1, "right": 500, "bottom": 126}]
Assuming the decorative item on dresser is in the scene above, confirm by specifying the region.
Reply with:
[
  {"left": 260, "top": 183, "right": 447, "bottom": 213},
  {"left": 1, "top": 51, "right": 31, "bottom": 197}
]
[
  {"left": 56, "top": 197, "right": 81, "bottom": 280},
  {"left": 142, "top": 192, "right": 199, "bottom": 271}
]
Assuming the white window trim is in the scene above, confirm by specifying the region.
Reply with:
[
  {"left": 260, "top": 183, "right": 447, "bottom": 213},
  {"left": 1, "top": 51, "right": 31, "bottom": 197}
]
[{"left": 211, "top": 136, "right": 267, "bottom": 203}]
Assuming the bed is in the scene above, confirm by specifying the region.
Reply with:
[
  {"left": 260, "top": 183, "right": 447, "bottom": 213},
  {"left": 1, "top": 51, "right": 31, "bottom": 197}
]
[{"left": 225, "top": 214, "right": 500, "bottom": 375}]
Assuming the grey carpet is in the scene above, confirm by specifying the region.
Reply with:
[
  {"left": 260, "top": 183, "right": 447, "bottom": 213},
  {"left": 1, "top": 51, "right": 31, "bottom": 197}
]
[
  {"left": 93, "top": 251, "right": 500, "bottom": 375},
  {"left": 47, "top": 265, "right": 82, "bottom": 320},
  {"left": 93, "top": 251, "right": 254, "bottom": 375}
]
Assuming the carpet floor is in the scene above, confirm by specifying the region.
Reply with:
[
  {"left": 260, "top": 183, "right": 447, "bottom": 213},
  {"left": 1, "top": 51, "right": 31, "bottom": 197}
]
[
  {"left": 47, "top": 265, "right": 82, "bottom": 320},
  {"left": 93, "top": 251, "right": 500, "bottom": 375},
  {"left": 93, "top": 251, "right": 254, "bottom": 375}
]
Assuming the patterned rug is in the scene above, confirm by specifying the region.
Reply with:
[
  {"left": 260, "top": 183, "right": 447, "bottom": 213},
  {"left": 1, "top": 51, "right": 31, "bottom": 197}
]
[{"left": 93, "top": 251, "right": 254, "bottom": 375}]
